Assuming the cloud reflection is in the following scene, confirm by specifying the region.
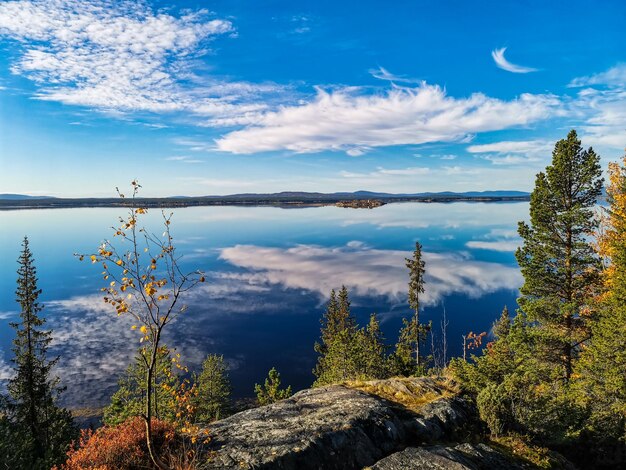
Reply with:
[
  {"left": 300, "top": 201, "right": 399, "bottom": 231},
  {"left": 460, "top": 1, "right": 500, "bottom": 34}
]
[{"left": 219, "top": 242, "right": 522, "bottom": 304}]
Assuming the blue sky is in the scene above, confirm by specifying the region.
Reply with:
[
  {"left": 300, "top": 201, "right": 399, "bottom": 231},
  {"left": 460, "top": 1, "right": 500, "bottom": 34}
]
[{"left": 0, "top": 0, "right": 624, "bottom": 197}]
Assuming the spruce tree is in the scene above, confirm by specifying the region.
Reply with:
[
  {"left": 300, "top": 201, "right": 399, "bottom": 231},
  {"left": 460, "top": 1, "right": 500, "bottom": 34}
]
[
  {"left": 390, "top": 316, "right": 431, "bottom": 376},
  {"left": 516, "top": 130, "right": 603, "bottom": 381},
  {"left": 313, "top": 286, "right": 359, "bottom": 385},
  {"left": 405, "top": 242, "right": 426, "bottom": 368},
  {"left": 359, "top": 313, "right": 388, "bottom": 379},
  {"left": 194, "top": 354, "right": 232, "bottom": 422},
  {"left": 4, "top": 237, "right": 75, "bottom": 469}
]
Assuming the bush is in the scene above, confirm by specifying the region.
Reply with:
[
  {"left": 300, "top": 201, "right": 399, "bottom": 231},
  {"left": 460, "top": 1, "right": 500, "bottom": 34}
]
[{"left": 56, "top": 417, "right": 175, "bottom": 470}]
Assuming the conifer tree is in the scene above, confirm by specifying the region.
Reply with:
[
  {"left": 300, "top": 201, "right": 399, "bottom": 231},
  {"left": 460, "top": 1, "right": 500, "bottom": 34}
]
[
  {"left": 254, "top": 368, "right": 292, "bottom": 405},
  {"left": 405, "top": 242, "right": 426, "bottom": 368},
  {"left": 3, "top": 237, "right": 75, "bottom": 469},
  {"left": 575, "top": 154, "right": 626, "bottom": 442},
  {"left": 313, "top": 286, "right": 359, "bottom": 385},
  {"left": 516, "top": 130, "right": 603, "bottom": 381},
  {"left": 194, "top": 354, "right": 231, "bottom": 422},
  {"left": 359, "top": 313, "right": 387, "bottom": 379},
  {"left": 390, "top": 316, "right": 431, "bottom": 376},
  {"left": 103, "top": 347, "right": 178, "bottom": 426}
]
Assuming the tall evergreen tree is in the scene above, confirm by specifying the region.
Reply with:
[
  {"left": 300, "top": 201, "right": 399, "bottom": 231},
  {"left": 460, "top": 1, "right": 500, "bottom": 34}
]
[
  {"left": 313, "top": 286, "right": 359, "bottom": 385},
  {"left": 575, "top": 155, "right": 626, "bottom": 442},
  {"left": 3, "top": 237, "right": 75, "bottom": 469},
  {"left": 516, "top": 130, "right": 603, "bottom": 381},
  {"left": 405, "top": 242, "right": 426, "bottom": 368},
  {"left": 194, "top": 354, "right": 232, "bottom": 422}
]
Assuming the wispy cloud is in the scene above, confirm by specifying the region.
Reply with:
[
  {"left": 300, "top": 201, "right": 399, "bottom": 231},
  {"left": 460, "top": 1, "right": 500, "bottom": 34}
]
[
  {"left": 467, "top": 139, "right": 552, "bottom": 166},
  {"left": 216, "top": 83, "right": 560, "bottom": 154},
  {"left": 369, "top": 66, "right": 421, "bottom": 83},
  {"left": 569, "top": 63, "right": 626, "bottom": 88},
  {"left": 491, "top": 47, "right": 538, "bottom": 74},
  {"left": 164, "top": 155, "right": 204, "bottom": 164},
  {"left": 0, "top": 0, "right": 281, "bottom": 122},
  {"left": 466, "top": 228, "right": 522, "bottom": 252}
]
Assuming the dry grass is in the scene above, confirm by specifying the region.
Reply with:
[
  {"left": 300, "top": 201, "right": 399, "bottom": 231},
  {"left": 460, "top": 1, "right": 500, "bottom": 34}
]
[
  {"left": 343, "top": 376, "right": 460, "bottom": 412},
  {"left": 489, "top": 434, "right": 571, "bottom": 469}
]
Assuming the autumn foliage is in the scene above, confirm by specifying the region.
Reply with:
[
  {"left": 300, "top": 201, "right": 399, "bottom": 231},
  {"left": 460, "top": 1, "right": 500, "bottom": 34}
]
[{"left": 56, "top": 417, "right": 175, "bottom": 470}]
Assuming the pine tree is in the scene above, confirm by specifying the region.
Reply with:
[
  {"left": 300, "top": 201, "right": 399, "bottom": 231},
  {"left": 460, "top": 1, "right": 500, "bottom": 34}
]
[
  {"left": 405, "top": 242, "right": 427, "bottom": 368},
  {"left": 575, "top": 155, "right": 626, "bottom": 442},
  {"left": 194, "top": 354, "right": 231, "bottom": 422},
  {"left": 313, "top": 286, "right": 359, "bottom": 385},
  {"left": 254, "top": 368, "right": 292, "bottom": 405},
  {"left": 516, "top": 130, "right": 603, "bottom": 381},
  {"left": 103, "top": 347, "right": 178, "bottom": 426},
  {"left": 492, "top": 306, "right": 511, "bottom": 340},
  {"left": 3, "top": 237, "right": 76, "bottom": 469}
]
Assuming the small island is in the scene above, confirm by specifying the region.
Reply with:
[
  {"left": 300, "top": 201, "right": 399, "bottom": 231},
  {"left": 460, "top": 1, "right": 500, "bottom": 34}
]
[{"left": 335, "top": 199, "right": 386, "bottom": 209}]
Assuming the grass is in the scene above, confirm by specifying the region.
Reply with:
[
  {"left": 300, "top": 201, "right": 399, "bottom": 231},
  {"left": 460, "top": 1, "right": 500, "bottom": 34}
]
[
  {"left": 343, "top": 375, "right": 460, "bottom": 412},
  {"left": 489, "top": 434, "right": 572, "bottom": 469}
]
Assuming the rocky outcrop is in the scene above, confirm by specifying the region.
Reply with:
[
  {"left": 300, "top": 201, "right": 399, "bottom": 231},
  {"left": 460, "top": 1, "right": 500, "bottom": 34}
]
[
  {"left": 197, "top": 377, "right": 490, "bottom": 470},
  {"left": 369, "top": 443, "right": 525, "bottom": 470}
]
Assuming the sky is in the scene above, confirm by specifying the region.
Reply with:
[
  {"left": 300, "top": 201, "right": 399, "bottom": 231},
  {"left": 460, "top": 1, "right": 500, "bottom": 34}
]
[{"left": 0, "top": 0, "right": 624, "bottom": 197}]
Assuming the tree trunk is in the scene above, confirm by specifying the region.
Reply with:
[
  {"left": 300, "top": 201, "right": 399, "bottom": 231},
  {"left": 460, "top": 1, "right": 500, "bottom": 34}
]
[
  {"left": 145, "top": 329, "right": 169, "bottom": 470},
  {"left": 415, "top": 308, "right": 420, "bottom": 368}
]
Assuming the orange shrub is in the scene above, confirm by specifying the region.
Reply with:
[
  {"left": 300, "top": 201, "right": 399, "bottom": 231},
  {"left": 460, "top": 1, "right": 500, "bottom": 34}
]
[{"left": 56, "top": 417, "right": 175, "bottom": 470}]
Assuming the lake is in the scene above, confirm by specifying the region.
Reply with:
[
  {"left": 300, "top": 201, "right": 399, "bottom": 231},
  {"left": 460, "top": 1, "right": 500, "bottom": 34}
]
[{"left": 0, "top": 202, "right": 528, "bottom": 408}]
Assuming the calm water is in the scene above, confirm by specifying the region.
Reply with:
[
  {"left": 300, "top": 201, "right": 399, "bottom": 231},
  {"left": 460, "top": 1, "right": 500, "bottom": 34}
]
[{"left": 0, "top": 202, "right": 528, "bottom": 408}]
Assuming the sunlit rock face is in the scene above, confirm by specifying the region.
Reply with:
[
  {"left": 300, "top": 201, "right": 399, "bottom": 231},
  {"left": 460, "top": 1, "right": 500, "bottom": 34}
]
[
  {"left": 371, "top": 444, "right": 525, "bottom": 470},
  {"left": 196, "top": 377, "right": 523, "bottom": 470}
]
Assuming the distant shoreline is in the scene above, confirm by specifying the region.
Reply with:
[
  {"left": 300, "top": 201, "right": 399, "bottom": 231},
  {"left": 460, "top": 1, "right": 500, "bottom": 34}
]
[{"left": 0, "top": 195, "right": 530, "bottom": 211}]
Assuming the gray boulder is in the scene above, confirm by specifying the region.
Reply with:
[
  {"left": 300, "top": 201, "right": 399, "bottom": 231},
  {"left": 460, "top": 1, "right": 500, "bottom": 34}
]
[{"left": 197, "top": 377, "right": 478, "bottom": 470}]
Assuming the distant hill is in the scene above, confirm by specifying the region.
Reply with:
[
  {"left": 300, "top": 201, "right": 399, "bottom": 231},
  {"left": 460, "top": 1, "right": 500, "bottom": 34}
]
[
  {"left": 0, "top": 193, "right": 55, "bottom": 200},
  {"left": 199, "top": 190, "right": 530, "bottom": 200},
  {"left": 0, "top": 190, "right": 531, "bottom": 210}
]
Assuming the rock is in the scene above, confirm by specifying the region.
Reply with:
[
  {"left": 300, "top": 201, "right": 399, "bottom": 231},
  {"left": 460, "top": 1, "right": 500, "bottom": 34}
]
[
  {"left": 197, "top": 377, "right": 478, "bottom": 470},
  {"left": 369, "top": 443, "right": 526, "bottom": 470}
]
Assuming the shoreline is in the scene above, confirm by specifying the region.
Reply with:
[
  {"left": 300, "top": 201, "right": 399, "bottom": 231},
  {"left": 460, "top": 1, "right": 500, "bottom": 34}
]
[{"left": 0, "top": 195, "right": 530, "bottom": 211}]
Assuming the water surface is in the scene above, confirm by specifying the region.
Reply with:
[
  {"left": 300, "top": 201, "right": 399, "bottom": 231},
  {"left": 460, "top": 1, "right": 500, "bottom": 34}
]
[{"left": 0, "top": 202, "right": 528, "bottom": 407}]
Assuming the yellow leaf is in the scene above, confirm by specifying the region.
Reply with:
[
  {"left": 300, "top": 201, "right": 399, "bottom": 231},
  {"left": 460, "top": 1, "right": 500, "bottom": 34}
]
[{"left": 140, "top": 325, "right": 148, "bottom": 334}]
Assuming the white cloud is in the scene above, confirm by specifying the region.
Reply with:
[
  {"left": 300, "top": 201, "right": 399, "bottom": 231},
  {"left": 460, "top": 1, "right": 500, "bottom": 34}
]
[
  {"left": 467, "top": 140, "right": 551, "bottom": 155},
  {"left": 467, "top": 139, "right": 553, "bottom": 166},
  {"left": 341, "top": 166, "right": 431, "bottom": 179},
  {"left": 219, "top": 243, "right": 522, "bottom": 304},
  {"left": 164, "top": 155, "right": 204, "bottom": 164},
  {"left": 216, "top": 83, "right": 560, "bottom": 154},
  {"left": 369, "top": 66, "right": 421, "bottom": 83},
  {"left": 0, "top": 310, "right": 17, "bottom": 320},
  {"left": 573, "top": 87, "right": 626, "bottom": 149},
  {"left": 491, "top": 47, "right": 538, "bottom": 74},
  {"left": 466, "top": 240, "right": 520, "bottom": 252},
  {"left": 569, "top": 63, "right": 626, "bottom": 88},
  {"left": 0, "top": 0, "right": 282, "bottom": 122},
  {"left": 466, "top": 228, "right": 522, "bottom": 252}
]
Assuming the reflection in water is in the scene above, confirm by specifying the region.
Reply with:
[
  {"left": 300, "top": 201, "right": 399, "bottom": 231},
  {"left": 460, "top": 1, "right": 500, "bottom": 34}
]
[
  {"left": 219, "top": 242, "right": 522, "bottom": 304},
  {"left": 0, "top": 202, "right": 528, "bottom": 407}
]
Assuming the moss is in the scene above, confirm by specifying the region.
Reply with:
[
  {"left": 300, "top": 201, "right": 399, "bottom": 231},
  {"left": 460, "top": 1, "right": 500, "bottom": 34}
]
[{"left": 343, "top": 376, "right": 460, "bottom": 412}]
